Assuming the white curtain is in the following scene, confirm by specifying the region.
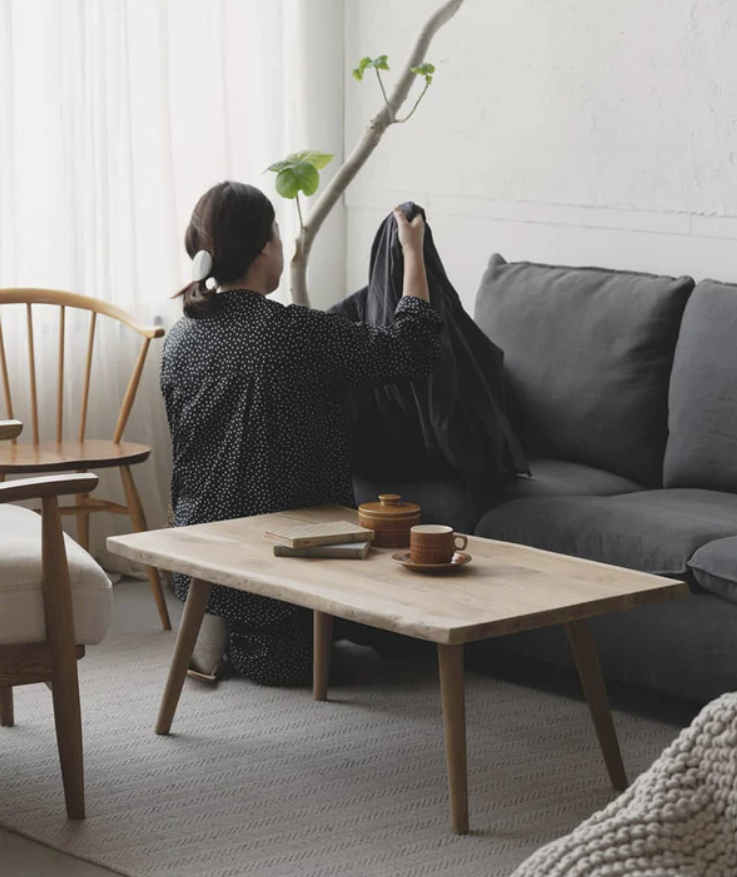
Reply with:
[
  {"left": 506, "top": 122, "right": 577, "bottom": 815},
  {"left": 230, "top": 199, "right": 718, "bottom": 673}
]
[{"left": 0, "top": 0, "right": 345, "bottom": 563}]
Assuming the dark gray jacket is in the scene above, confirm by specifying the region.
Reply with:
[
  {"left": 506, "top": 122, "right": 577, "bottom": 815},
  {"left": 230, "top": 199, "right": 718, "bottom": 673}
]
[{"left": 329, "top": 203, "right": 527, "bottom": 496}]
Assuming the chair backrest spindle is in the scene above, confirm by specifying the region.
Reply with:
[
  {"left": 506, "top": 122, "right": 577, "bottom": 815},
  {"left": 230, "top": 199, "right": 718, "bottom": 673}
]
[
  {"left": 78, "top": 312, "right": 96, "bottom": 443},
  {"left": 0, "top": 315, "right": 15, "bottom": 444},
  {"left": 113, "top": 338, "right": 151, "bottom": 443},
  {"left": 26, "top": 304, "right": 40, "bottom": 444},
  {"left": 56, "top": 305, "right": 65, "bottom": 444}
]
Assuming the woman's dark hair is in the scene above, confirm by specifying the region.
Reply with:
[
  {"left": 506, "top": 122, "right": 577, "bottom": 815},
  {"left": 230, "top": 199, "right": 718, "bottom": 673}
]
[{"left": 176, "top": 181, "right": 275, "bottom": 318}]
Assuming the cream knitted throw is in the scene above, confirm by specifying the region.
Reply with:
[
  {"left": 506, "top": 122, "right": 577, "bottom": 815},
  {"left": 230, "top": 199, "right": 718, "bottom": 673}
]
[{"left": 511, "top": 693, "right": 737, "bottom": 877}]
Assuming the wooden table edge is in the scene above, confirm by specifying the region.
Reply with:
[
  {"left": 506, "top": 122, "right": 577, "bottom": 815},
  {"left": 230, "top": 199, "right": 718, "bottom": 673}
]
[
  {"left": 444, "top": 579, "right": 690, "bottom": 644},
  {"left": 108, "top": 536, "right": 690, "bottom": 646}
]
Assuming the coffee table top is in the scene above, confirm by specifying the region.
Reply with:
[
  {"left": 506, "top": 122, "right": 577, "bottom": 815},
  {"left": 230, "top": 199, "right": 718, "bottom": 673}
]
[{"left": 107, "top": 506, "right": 688, "bottom": 644}]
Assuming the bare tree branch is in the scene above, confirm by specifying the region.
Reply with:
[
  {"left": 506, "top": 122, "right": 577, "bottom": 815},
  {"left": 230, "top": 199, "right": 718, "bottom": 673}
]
[
  {"left": 290, "top": 0, "right": 465, "bottom": 306},
  {"left": 395, "top": 80, "right": 431, "bottom": 124},
  {"left": 375, "top": 68, "right": 393, "bottom": 118}
]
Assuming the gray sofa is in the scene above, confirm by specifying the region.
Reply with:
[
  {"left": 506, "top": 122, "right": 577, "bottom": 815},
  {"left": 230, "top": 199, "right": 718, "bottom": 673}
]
[{"left": 354, "top": 256, "right": 737, "bottom": 705}]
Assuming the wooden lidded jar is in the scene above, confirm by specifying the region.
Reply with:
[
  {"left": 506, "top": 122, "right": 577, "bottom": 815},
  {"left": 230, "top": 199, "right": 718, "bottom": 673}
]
[{"left": 358, "top": 494, "right": 421, "bottom": 548}]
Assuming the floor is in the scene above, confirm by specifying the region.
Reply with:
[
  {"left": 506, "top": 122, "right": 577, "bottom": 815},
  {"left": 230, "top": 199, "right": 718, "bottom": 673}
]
[{"left": 1, "top": 579, "right": 698, "bottom": 877}]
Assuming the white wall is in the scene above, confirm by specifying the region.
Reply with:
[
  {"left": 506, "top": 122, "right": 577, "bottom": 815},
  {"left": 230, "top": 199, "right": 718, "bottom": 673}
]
[{"left": 343, "top": 0, "right": 737, "bottom": 312}]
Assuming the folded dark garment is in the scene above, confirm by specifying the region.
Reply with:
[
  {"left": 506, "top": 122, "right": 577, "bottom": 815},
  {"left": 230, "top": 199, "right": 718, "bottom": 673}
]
[{"left": 330, "top": 203, "right": 528, "bottom": 495}]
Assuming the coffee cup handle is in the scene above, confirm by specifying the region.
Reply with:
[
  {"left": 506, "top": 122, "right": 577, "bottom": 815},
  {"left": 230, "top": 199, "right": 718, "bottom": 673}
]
[{"left": 454, "top": 534, "right": 468, "bottom": 552}]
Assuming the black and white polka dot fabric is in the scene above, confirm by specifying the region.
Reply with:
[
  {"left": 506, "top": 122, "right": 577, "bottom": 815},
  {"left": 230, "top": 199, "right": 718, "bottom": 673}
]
[{"left": 161, "top": 290, "right": 442, "bottom": 686}]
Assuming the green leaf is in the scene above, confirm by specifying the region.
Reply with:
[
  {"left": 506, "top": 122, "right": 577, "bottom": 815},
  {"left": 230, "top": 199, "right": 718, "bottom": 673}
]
[
  {"left": 275, "top": 168, "right": 301, "bottom": 199},
  {"left": 411, "top": 61, "right": 436, "bottom": 83},
  {"left": 295, "top": 162, "right": 320, "bottom": 196},
  {"left": 352, "top": 55, "right": 374, "bottom": 82},
  {"left": 372, "top": 54, "right": 389, "bottom": 71},
  {"left": 293, "top": 150, "right": 334, "bottom": 170},
  {"left": 274, "top": 162, "right": 320, "bottom": 199},
  {"left": 266, "top": 158, "right": 293, "bottom": 173}
]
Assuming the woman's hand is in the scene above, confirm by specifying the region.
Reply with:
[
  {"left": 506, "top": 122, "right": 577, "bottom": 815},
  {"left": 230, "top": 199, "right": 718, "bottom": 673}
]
[
  {"left": 394, "top": 207, "right": 425, "bottom": 255},
  {"left": 394, "top": 208, "right": 430, "bottom": 303}
]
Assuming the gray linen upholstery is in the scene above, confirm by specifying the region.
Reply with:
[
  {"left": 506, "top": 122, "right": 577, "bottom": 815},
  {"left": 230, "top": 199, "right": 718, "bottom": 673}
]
[
  {"left": 352, "top": 475, "right": 486, "bottom": 535},
  {"left": 689, "top": 537, "right": 737, "bottom": 605},
  {"left": 505, "top": 458, "right": 643, "bottom": 502},
  {"left": 664, "top": 279, "right": 737, "bottom": 492},
  {"left": 475, "top": 255, "right": 693, "bottom": 486},
  {"left": 476, "top": 489, "right": 737, "bottom": 576},
  {"left": 469, "top": 594, "right": 737, "bottom": 705}
]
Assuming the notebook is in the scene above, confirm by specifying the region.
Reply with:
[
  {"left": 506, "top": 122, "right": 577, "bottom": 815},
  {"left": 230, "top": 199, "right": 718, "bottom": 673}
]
[{"left": 273, "top": 541, "right": 371, "bottom": 559}]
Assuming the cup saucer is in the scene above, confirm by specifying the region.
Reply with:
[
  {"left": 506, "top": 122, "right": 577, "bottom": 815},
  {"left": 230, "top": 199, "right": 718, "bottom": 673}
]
[{"left": 391, "top": 551, "right": 472, "bottom": 572}]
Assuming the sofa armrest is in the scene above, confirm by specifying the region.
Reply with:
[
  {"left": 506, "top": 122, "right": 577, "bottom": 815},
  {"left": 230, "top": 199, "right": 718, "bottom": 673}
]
[{"left": 0, "top": 473, "right": 99, "bottom": 505}]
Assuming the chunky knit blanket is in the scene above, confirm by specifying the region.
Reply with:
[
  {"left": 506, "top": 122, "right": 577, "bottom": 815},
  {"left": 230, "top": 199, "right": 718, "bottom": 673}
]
[{"left": 511, "top": 693, "right": 737, "bottom": 877}]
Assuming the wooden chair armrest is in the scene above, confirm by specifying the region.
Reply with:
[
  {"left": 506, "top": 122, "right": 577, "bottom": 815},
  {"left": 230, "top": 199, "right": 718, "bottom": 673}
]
[
  {"left": 0, "top": 473, "right": 99, "bottom": 504},
  {"left": 0, "top": 420, "right": 23, "bottom": 441}
]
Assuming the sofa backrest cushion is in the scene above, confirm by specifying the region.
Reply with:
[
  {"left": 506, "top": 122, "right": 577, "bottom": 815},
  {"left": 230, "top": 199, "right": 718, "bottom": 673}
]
[
  {"left": 664, "top": 279, "right": 737, "bottom": 491},
  {"left": 475, "top": 255, "right": 693, "bottom": 486}
]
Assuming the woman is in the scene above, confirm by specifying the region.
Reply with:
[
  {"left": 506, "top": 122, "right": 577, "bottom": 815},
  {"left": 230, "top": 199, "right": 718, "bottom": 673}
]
[{"left": 162, "top": 180, "right": 443, "bottom": 686}]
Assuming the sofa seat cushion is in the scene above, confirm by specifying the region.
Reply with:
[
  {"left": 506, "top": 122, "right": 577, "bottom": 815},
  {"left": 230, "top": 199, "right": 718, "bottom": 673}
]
[
  {"left": 476, "top": 489, "right": 737, "bottom": 576},
  {"left": 505, "top": 458, "right": 643, "bottom": 502},
  {"left": 0, "top": 504, "right": 112, "bottom": 646},
  {"left": 353, "top": 474, "right": 486, "bottom": 535},
  {"left": 475, "top": 255, "right": 693, "bottom": 487},
  {"left": 688, "top": 537, "right": 737, "bottom": 604},
  {"left": 664, "top": 279, "right": 737, "bottom": 492}
]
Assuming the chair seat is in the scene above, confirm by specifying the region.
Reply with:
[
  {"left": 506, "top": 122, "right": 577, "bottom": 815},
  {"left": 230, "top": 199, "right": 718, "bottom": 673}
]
[
  {"left": 0, "top": 439, "right": 151, "bottom": 474},
  {"left": 0, "top": 504, "right": 112, "bottom": 646}
]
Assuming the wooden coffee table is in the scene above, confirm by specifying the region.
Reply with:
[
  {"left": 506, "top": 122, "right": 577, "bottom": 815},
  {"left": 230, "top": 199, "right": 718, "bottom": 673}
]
[{"left": 107, "top": 505, "right": 688, "bottom": 834}]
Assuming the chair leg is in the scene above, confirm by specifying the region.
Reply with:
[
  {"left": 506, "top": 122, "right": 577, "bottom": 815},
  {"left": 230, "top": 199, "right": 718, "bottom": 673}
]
[
  {"left": 76, "top": 469, "right": 91, "bottom": 551},
  {"left": 41, "top": 495, "right": 85, "bottom": 820},
  {"left": 120, "top": 465, "right": 172, "bottom": 631},
  {"left": 0, "top": 687, "right": 14, "bottom": 727}
]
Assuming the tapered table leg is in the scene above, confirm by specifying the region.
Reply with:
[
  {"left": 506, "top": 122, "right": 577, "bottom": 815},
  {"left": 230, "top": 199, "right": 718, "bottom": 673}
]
[
  {"left": 0, "top": 687, "right": 14, "bottom": 727},
  {"left": 156, "top": 578, "right": 212, "bottom": 735},
  {"left": 566, "top": 619, "right": 628, "bottom": 791},
  {"left": 438, "top": 643, "right": 469, "bottom": 834},
  {"left": 313, "top": 611, "right": 333, "bottom": 702}
]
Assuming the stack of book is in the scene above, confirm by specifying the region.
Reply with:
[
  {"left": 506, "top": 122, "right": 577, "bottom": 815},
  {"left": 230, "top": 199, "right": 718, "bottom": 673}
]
[{"left": 265, "top": 521, "right": 375, "bottom": 559}]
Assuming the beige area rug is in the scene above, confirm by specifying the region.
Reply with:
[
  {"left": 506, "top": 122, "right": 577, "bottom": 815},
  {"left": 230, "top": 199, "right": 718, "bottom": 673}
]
[{"left": 0, "top": 600, "right": 684, "bottom": 877}]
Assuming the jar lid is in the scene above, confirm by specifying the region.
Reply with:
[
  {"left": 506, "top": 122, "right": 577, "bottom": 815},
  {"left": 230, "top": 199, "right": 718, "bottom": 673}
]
[{"left": 358, "top": 494, "right": 420, "bottom": 520}]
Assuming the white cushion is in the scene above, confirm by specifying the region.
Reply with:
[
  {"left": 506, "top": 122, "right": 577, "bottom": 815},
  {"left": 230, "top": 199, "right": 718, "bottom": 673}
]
[{"left": 0, "top": 504, "right": 112, "bottom": 647}]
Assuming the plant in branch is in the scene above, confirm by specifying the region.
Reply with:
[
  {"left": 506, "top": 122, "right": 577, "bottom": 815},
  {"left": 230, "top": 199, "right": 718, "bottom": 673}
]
[
  {"left": 266, "top": 150, "right": 334, "bottom": 234},
  {"left": 266, "top": 0, "right": 465, "bottom": 307},
  {"left": 351, "top": 55, "right": 436, "bottom": 123}
]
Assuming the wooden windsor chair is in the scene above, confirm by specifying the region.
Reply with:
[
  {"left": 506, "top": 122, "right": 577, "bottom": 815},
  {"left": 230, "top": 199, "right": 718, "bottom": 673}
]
[{"left": 0, "top": 289, "right": 171, "bottom": 630}]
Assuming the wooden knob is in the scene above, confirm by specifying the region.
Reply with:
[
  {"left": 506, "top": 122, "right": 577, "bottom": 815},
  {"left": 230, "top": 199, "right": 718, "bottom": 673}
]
[{"left": 379, "top": 494, "right": 401, "bottom": 507}]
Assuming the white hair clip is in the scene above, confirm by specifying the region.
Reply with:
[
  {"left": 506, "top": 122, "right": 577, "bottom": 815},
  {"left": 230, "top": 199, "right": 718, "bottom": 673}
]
[
  {"left": 191, "top": 249, "right": 213, "bottom": 282},
  {"left": 205, "top": 277, "right": 219, "bottom": 291}
]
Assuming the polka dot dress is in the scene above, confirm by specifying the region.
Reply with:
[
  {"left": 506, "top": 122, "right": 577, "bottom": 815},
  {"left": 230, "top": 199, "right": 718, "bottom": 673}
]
[{"left": 161, "top": 290, "right": 443, "bottom": 686}]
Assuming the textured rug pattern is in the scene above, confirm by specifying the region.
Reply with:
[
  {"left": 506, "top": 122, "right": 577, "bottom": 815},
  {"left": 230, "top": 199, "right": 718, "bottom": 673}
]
[{"left": 0, "top": 620, "right": 683, "bottom": 877}]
